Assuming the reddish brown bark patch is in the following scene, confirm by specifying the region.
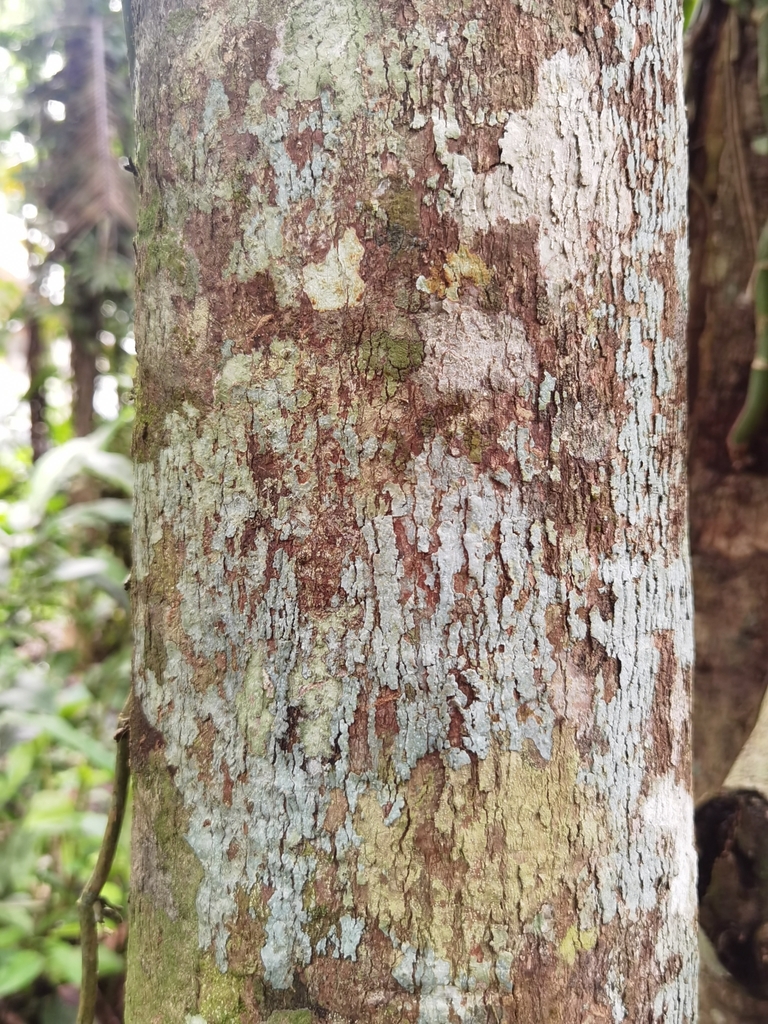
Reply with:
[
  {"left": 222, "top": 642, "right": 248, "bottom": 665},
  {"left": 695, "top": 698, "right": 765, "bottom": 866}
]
[
  {"left": 302, "top": 924, "right": 419, "bottom": 1023},
  {"left": 129, "top": 698, "right": 167, "bottom": 774},
  {"left": 292, "top": 507, "right": 364, "bottom": 615},
  {"left": 227, "top": 885, "right": 267, "bottom": 976},
  {"left": 649, "top": 632, "right": 680, "bottom": 776},
  {"left": 322, "top": 789, "right": 349, "bottom": 834}
]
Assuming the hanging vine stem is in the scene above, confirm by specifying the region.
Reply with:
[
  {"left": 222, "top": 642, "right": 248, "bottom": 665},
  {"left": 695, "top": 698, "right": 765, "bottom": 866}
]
[
  {"left": 76, "top": 696, "right": 131, "bottom": 1024},
  {"left": 728, "top": 227, "right": 768, "bottom": 465},
  {"left": 727, "top": 0, "right": 768, "bottom": 465}
]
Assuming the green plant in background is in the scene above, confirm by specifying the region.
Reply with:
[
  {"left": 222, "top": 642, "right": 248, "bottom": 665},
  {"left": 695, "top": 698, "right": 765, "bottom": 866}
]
[
  {"left": 0, "top": 413, "right": 133, "bottom": 1024},
  {"left": 0, "top": 0, "right": 136, "bottom": 1018}
]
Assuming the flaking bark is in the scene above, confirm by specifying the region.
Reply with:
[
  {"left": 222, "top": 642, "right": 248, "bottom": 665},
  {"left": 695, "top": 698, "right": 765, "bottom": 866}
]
[{"left": 127, "top": 0, "right": 696, "bottom": 1020}]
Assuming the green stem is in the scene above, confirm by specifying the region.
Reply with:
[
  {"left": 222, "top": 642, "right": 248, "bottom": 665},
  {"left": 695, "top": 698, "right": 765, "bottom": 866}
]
[
  {"left": 728, "top": 0, "right": 768, "bottom": 465},
  {"left": 756, "top": 0, "right": 768, "bottom": 129},
  {"left": 728, "top": 222, "right": 768, "bottom": 463}
]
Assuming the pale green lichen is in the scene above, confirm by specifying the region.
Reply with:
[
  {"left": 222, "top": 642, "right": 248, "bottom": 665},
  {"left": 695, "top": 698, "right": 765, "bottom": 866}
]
[
  {"left": 167, "top": 9, "right": 199, "bottom": 35},
  {"left": 302, "top": 228, "right": 366, "bottom": 310},
  {"left": 265, "top": 1011, "right": 312, "bottom": 1024},
  {"left": 271, "top": 0, "right": 370, "bottom": 121},
  {"left": 358, "top": 329, "right": 424, "bottom": 397},
  {"left": 236, "top": 647, "right": 274, "bottom": 759},
  {"left": 558, "top": 925, "right": 598, "bottom": 966},
  {"left": 125, "top": 755, "right": 203, "bottom": 1024},
  {"left": 289, "top": 647, "right": 344, "bottom": 760},
  {"left": 202, "top": 80, "right": 230, "bottom": 135},
  {"left": 198, "top": 953, "right": 243, "bottom": 1022}
]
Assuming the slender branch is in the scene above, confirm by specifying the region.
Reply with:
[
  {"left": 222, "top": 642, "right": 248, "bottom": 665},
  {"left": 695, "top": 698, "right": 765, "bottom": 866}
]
[
  {"left": 727, "top": 227, "right": 768, "bottom": 463},
  {"left": 725, "top": 10, "right": 758, "bottom": 261},
  {"left": 726, "top": 0, "right": 768, "bottom": 465},
  {"left": 76, "top": 697, "right": 131, "bottom": 1024}
]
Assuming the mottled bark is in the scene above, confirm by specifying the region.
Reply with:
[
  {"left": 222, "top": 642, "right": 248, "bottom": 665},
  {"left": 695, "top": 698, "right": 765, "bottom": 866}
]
[{"left": 127, "top": 0, "right": 695, "bottom": 1021}]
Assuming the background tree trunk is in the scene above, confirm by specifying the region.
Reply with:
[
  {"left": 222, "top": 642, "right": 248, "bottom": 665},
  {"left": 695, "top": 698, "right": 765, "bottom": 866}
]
[
  {"left": 26, "top": 315, "right": 48, "bottom": 460},
  {"left": 687, "top": 2, "right": 768, "bottom": 1019},
  {"left": 69, "top": 290, "right": 99, "bottom": 437},
  {"left": 127, "top": 0, "right": 696, "bottom": 1020}
]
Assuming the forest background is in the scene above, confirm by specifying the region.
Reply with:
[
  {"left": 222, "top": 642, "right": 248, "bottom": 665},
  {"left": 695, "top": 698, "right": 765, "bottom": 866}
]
[{"left": 0, "top": 0, "right": 764, "bottom": 1020}]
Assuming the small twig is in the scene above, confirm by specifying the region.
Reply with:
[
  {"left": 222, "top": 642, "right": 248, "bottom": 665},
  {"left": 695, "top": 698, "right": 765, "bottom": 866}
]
[
  {"left": 725, "top": 11, "right": 759, "bottom": 261},
  {"left": 76, "top": 696, "right": 131, "bottom": 1024},
  {"left": 728, "top": 227, "right": 768, "bottom": 465}
]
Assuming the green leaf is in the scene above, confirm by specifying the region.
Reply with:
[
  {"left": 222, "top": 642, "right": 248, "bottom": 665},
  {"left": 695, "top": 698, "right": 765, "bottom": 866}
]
[
  {"left": 0, "top": 741, "right": 35, "bottom": 805},
  {"left": 97, "top": 944, "right": 124, "bottom": 977},
  {"left": 80, "top": 450, "right": 133, "bottom": 494},
  {"left": 47, "top": 549, "right": 131, "bottom": 608},
  {"left": 0, "top": 926, "right": 29, "bottom": 949},
  {"left": 1, "top": 712, "right": 114, "bottom": 770},
  {"left": 683, "top": 0, "right": 703, "bottom": 28},
  {"left": 54, "top": 682, "right": 92, "bottom": 717},
  {"left": 42, "top": 940, "right": 81, "bottom": 985},
  {"left": 99, "top": 881, "right": 123, "bottom": 908},
  {"left": 0, "top": 948, "right": 46, "bottom": 997},
  {"left": 51, "top": 556, "right": 110, "bottom": 582},
  {"left": 52, "top": 498, "right": 132, "bottom": 531},
  {"left": 46, "top": 921, "right": 80, "bottom": 942},
  {"left": 752, "top": 134, "right": 768, "bottom": 156},
  {"left": 79, "top": 811, "right": 110, "bottom": 838},
  {"left": 23, "top": 788, "right": 77, "bottom": 831},
  {"left": 27, "top": 435, "right": 103, "bottom": 516},
  {"left": 26, "top": 421, "right": 133, "bottom": 517},
  {"left": 0, "top": 902, "right": 35, "bottom": 936}
]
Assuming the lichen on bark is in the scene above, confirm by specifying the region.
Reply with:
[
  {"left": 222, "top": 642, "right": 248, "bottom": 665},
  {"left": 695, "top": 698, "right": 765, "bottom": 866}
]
[{"left": 128, "top": 0, "right": 696, "bottom": 1019}]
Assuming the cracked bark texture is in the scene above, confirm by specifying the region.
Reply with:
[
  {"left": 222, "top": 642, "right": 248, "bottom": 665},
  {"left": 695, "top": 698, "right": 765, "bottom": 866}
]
[{"left": 126, "top": 0, "right": 696, "bottom": 1020}]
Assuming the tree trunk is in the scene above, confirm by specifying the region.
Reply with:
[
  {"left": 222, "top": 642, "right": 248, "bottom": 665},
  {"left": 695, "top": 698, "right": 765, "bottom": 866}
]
[
  {"left": 127, "top": 0, "right": 696, "bottom": 1020},
  {"left": 69, "top": 290, "right": 99, "bottom": 437},
  {"left": 26, "top": 314, "right": 48, "bottom": 460}
]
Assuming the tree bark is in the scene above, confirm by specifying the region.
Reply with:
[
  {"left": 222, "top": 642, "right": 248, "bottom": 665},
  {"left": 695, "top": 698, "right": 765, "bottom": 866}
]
[
  {"left": 127, "top": 0, "right": 696, "bottom": 1020},
  {"left": 69, "top": 290, "right": 99, "bottom": 437},
  {"left": 26, "top": 314, "right": 48, "bottom": 460}
]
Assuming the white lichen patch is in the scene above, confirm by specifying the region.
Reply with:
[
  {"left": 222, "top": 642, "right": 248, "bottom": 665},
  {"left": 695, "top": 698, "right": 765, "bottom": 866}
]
[
  {"left": 266, "top": 0, "right": 370, "bottom": 121},
  {"left": 302, "top": 228, "right": 366, "bottom": 310},
  {"left": 478, "top": 48, "right": 633, "bottom": 304},
  {"left": 414, "top": 308, "right": 534, "bottom": 401},
  {"left": 641, "top": 773, "right": 696, "bottom": 921}
]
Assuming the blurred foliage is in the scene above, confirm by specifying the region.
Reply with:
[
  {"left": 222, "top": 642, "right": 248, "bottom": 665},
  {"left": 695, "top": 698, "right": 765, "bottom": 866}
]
[
  {"left": 0, "top": 0, "right": 135, "bottom": 1020},
  {"left": 0, "top": 0, "right": 135, "bottom": 447},
  {"left": 0, "top": 414, "right": 133, "bottom": 1023}
]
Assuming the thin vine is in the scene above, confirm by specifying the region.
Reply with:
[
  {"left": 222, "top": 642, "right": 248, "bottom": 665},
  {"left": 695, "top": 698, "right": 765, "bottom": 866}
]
[
  {"left": 726, "top": 0, "right": 768, "bottom": 464},
  {"left": 76, "top": 697, "right": 131, "bottom": 1024}
]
